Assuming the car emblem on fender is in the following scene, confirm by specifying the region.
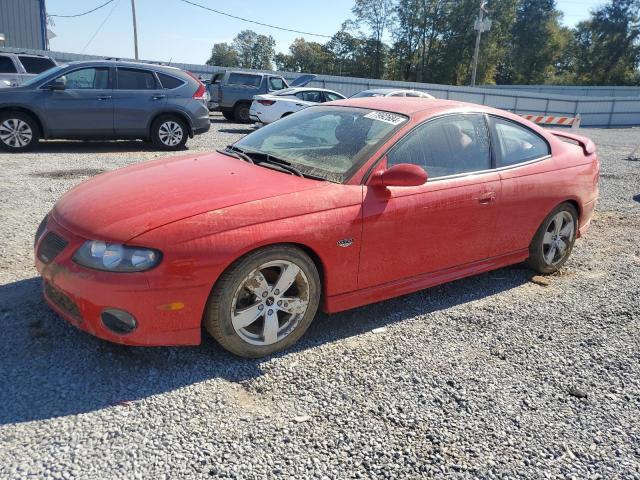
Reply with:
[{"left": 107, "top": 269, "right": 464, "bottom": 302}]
[{"left": 337, "top": 238, "right": 353, "bottom": 248}]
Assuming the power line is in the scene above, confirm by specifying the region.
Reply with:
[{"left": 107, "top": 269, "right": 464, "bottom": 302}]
[
  {"left": 178, "top": 0, "right": 332, "bottom": 38},
  {"left": 50, "top": 0, "right": 117, "bottom": 18},
  {"left": 81, "top": 0, "right": 121, "bottom": 53}
]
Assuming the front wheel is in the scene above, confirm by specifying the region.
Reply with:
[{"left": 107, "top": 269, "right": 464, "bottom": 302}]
[
  {"left": 151, "top": 115, "right": 188, "bottom": 151},
  {"left": 204, "top": 246, "right": 321, "bottom": 358},
  {"left": 527, "top": 203, "right": 578, "bottom": 274},
  {"left": 0, "top": 112, "right": 40, "bottom": 152}
]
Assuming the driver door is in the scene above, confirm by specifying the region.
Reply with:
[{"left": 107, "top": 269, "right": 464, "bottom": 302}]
[
  {"left": 358, "top": 114, "right": 501, "bottom": 289},
  {"left": 44, "top": 67, "right": 114, "bottom": 137}
]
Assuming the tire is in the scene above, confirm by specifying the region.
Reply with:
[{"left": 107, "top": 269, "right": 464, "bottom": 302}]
[
  {"left": 0, "top": 111, "right": 40, "bottom": 152},
  {"left": 204, "top": 245, "right": 321, "bottom": 358},
  {"left": 233, "top": 103, "right": 251, "bottom": 123},
  {"left": 151, "top": 115, "right": 188, "bottom": 151},
  {"left": 527, "top": 202, "right": 579, "bottom": 274},
  {"left": 221, "top": 110, "right": 235, "bottom": 121}
]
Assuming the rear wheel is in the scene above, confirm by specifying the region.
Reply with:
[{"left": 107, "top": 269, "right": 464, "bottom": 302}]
[
  {"left": 233, "top": 103, "right": 251, "bottom": 123},
  {"left": 527, "top": 203, "right": 578, "bottom": 274},
  {"left": 0, "top": 112, "right": 40, "bottom": 152},
  {"left": 204, "top": 245, "right": 321, "bottom": 358},
  {"left": 151, "top": 115, "right": 188, "bottom": 151}
]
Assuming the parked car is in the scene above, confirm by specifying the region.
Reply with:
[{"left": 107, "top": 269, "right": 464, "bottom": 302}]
[
  {"left": 0, "top": 60, "right": 210, "bottom": 151},
  {"left": 34, "top": 98, "right": 599, "bottom": 357},
  {"left": 0, "top": 52, "right": 57, "bottom": 88},
  {"left": 249, "top": 87, "right": 345, "bottom": 125},
  {"left": 207, "top": 70, "right": 315, "bottom": 123},
  {"left": 351, "top": 88, "right": 434, "bottom": 98}
]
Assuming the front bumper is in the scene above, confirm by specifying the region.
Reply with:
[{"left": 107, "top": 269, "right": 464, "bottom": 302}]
[{"left": 34, "top": 217, "right": 203, "bottom": 346}]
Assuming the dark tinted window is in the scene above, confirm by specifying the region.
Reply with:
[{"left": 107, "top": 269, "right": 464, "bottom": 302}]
[
  {"left": 156, "top": 72, "right": 184, "bottom": 89},
  {"left": 388, "top": 114, "right": 491, "bottom": 178},
  {"left": 60, "top": 68, "right": 109, "bottom": 89},
  {"left": 324, "top": 92, "right": 343, "bottom": 102},
  {"left": 117, "top": 68, "right": 157, "bottom": 89},
  {"left": 211, "top": 73, "right": 223, "bottom": 84},
  {"left": 227, "top": 73, "right": 261, "bottom": 87},
  {"left": 269, "top": 77, "right": 286, "bottom": 90},
  {"left": 18, "top": 56, "right": 55, "bottom": 74},
  {"left": 0, "top": 56, "right": 17, "bottom": 73},
  {"left": 490, "top": 117, "right": 550, "bottom": 166},
  {"left": 295, "top": 91, "right": 322, "bottom": 102}
]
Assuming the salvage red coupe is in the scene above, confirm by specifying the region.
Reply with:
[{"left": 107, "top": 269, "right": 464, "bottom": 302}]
[{"left": 34, "top": 98, "right": 599, "bottom": 357}]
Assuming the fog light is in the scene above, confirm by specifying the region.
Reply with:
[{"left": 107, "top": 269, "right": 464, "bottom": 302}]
[{"left": 101, "top": 309, "right": 137, "bottom": 334}]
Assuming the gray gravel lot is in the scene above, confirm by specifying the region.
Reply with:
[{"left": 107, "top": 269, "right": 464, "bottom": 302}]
[{"left": 0, "top": 114, "right": 639, "bottom": 479}]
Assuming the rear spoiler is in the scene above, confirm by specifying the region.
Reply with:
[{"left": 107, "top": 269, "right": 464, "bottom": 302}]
[{"left": 549, "top": 130, "right": 596, "bottom": 155}]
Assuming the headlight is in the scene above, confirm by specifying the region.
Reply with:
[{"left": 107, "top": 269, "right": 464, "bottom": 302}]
[{"left": 73, "top": 240, "right": 161, "bottom": 272}]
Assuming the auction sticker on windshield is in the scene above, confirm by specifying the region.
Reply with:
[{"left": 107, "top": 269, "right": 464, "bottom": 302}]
[{"left": 364, "top": 111, "right": 406, "bottom": 125}]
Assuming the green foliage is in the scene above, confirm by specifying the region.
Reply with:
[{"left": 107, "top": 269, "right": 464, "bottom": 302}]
[{"left": 205, "top": 0, "right": 640, "bottom": 86}]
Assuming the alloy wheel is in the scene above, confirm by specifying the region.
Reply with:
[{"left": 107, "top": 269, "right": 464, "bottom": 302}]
[
  {"left": 542, "top": 211, "right": 575, "bottom": 266},
  {"left": 0, "top": 118, "right": 33, "bottom": 148},
  {"left": 231, "top": 260, "right": 310, "bottom": 346},
  {"left": 158, "top": 121, "right": 183, "bottom": 147}
]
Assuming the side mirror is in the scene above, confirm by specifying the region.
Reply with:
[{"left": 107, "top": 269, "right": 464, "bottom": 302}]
[
  {"left": 48, "top": 77, "right": 66, "bottom": 91},
  {"left": 370, "top": 163, "right": 428, "bottom": 187}
]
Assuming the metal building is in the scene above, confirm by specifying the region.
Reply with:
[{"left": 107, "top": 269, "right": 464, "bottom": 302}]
[{"left": 0, "top": 0, "right": 48, "bottom": 50}]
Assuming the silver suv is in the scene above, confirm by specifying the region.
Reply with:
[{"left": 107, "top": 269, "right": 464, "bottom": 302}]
[{"left": 0, "top": 53, "right": 57, "bottom": 88}]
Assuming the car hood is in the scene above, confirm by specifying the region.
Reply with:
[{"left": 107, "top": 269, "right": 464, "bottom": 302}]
[{"left": 52, "top": 152, "right": 325, "bottom": 241}]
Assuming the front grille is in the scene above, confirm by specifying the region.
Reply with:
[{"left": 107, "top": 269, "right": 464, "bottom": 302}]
[
  {"left": 34, "top": 214, "right": 48, "bottom": 247},
  {"left": 37, "top": 232, "right": 68, "bottom": 264},
  {"left": 44, "top": 281, "right": 81, "bottom": 321}
]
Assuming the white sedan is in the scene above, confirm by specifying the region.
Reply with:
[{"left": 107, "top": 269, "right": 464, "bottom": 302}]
[{"left": 249, "top": 87, "right": 346, "bottom": 125}]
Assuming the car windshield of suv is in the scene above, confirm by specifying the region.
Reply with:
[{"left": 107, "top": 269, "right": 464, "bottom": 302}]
[
  {"left": 21, "top": 65, "right": 65, "bottom": 87},
  {"left": 233, "top": 106, "right": 408, "bottom": 183}
]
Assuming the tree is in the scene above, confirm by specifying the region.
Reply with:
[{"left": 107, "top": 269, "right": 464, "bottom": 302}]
[
  {"left": 232, "top": 30, "right": 276, "bottom": 70},
  {"left": 352, "top": 0, "right": 394, "bottom": 78},
  {"left": 572, "top": 0, "right": 640, "bottom": 85},
  {"left": 206, "top": 43, "right": 239, "bottom": 67},
  {"left": 274, "top": 38, "right": 332, "bottom": 73}
]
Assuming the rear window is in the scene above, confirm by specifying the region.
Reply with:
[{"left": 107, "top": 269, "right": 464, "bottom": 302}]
[
  {"left": 156, "top": 72, "right": 184, "bottom": 89},
  {"left": 227, "top": 73, "right": 261, "bottom": 87},
  {"left": 117, "top": 68, "right": 157, "bottom": 89},
  {"left": 0, "top": 56, "right": 17, "bottom": 73},
  {"left": 18, "top": 56, "right": 55, "bottom": 74}
]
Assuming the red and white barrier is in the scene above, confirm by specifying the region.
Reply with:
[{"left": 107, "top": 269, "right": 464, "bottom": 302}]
[{"left": 521, "top": 114, "right": 581, "bottom": 129}]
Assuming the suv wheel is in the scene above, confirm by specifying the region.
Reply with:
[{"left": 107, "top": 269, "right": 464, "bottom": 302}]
[
  {"left": 233, "top": 103, "right": 251, "bottom": 123},
  {"left": 0, "top": 112, "right": 40, "bottom": 152},
  {"left": 151, "top": 115, "right": 188, "bottom": 151}
]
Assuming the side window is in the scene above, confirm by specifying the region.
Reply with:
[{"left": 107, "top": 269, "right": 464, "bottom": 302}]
[
  {"left": 116, "top": 68, "right": 157, "bottom": 89},
  {"left": 388, "top": 114, "right": 491, "bottom": 179},
  {"left": 389, "top": 92, "right": 405, "bottom": 97},
  {"left": 18, "top": 56, "right": 55, "bottom": 74},
  {"left": 156, "top": 72, "right": 184, "bottom": 89},
  {"left": 295, "top": 91, "right": 322, "bottom": 102},
  {"left": 490, "top": 117, "right": 550, "bottom": 166},
  {"left": 211, "top": 73, "right": 223, "bottom": 84},
  {"left": 324, "top": 92, "right": 343, "bottom": 102},
  {"left": 269, "top": 77, "right": 286, "bottom": 91},
  {"left": 0, "top": 56, "right": 18, "bottom": 73},
  {"left": 406, "top": 91, "right": 426, "bottom": 98},
  {"left": 59, "top": 68, "right": 109, "bottom": 89},
  {"left": 227, "top": 73, "right": 261, "bottom": 87}
]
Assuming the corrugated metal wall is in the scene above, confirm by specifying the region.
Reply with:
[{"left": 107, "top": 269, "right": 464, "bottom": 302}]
[
  {"left": 482, "top": 85, "right": 640, "bottom": 98},
  {"left": 2, "top": 46, "right": 640, "bottom": 128},
  {"left": 0, "top": 0, "right": 45, "bottom": 50}
]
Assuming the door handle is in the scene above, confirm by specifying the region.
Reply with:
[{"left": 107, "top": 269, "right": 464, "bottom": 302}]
[
  {"left": 152, "top": 94, "right": 167, "bottom": 100},
  {"left": 477, "top": 191, "right": 496, "bottom": 204},
  {"left": 97, "top": 95, "right": 112, "bottom": 100}
]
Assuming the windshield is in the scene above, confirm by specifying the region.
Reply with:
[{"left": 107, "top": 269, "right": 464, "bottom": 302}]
[
  {"left": 234, "top": 106, "right": 407, "bottom": 183},
  {"left": 21, "top": 65, "right": 66, "bottom": 87}
]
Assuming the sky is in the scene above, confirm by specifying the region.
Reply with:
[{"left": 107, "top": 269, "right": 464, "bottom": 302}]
[{"left": 46, "top": 0, "right": 607, "bottom": 65}]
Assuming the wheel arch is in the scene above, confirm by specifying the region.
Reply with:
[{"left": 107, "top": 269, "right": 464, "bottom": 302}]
[
  {"left": 149, "top": 110, "right": 194, "bottom": 138},
  {"left": 0, "top": 106, "right": 46, "bottom": 137}
]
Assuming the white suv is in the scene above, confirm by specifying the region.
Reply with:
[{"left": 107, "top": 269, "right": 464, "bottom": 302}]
[{"left": 0, "top": 53, "right": 57, "bottom": 88}]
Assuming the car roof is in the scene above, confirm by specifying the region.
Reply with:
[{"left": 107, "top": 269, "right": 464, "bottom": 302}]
[
  {"left": 360, "top": 88, "right": 417, "bottom": 94},
  {"left": 65, "top": 60, "right": 185, "bottom": 74},
  {"left": 280, "top": 87, "right": 342, "bottom": 94}
]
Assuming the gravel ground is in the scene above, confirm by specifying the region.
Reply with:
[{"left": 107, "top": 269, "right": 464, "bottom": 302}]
[{"left": 0, "top": 116, "right": 639, "bottom": 479}]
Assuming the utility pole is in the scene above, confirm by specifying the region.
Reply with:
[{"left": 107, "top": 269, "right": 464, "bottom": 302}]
[
  {"left": 130, "top": 0, "right": 139, "bottom": 60},
  {"left": 471, "top": 0, "right": 490, "bottom": 87}
]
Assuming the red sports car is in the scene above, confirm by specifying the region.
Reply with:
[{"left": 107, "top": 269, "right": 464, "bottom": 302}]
[{"left": 34, "top": 98, "right": 599, "bottom": 357}]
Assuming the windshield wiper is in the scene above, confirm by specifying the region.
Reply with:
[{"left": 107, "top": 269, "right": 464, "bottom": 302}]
[
  {"left": 225, "top": 146, "right": 326, "bottom": 181},
  {"left": 221, "top": 145, "right": 254, "bottom": 164}
]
